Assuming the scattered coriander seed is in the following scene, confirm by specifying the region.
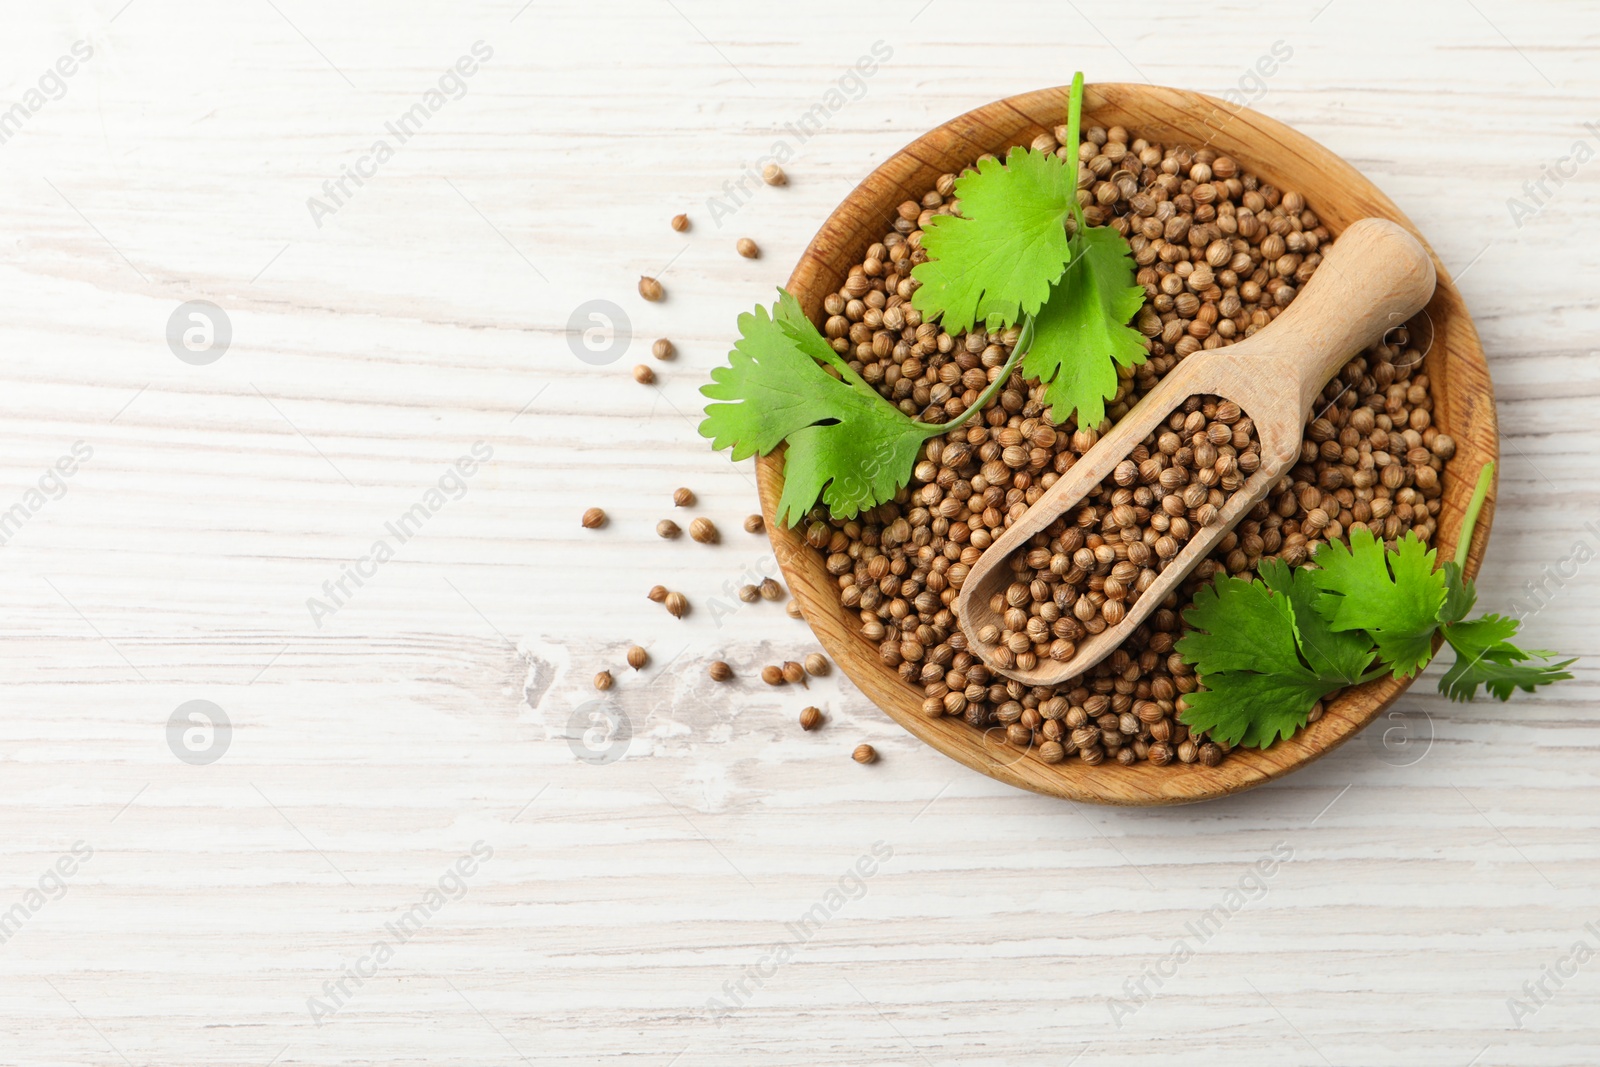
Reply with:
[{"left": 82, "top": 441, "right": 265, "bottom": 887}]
[
  {"left": 581, "top": 507, "right": 606, "bottom": 529},
  {"left": 632, "top": 364, "right": 655, "bottom": 385},
  {"left": 738, "top": 584, "right": 760, "bottom": 603},
  {"left": 673, "top": 487, "right": 695, "bottom": 507},
  {"left": 799, "top": 706, "right": 823, "bottom": 731},
  {"left": 638, "top": 275, "right": 664, "bottom": 302},
  {"left": 671, "top": 213, "right": 690, "bottom": 232},
  {"left": 664, "top": 591, "right": 689, "bottom": 618},
  {"left": 652, "top": 338, "right": 675, "bottom": 361},
  {"left": 689, "top": 517, "right": 718, "bottom": 544},
  {"left": 656, "top": 519, "right": 681, "bottom": 539},
  {"left": 761, "top": 665, "right": 785, "bottom": 686},
  {"left": 852, "top": 743, "right": 877, "bottom": 765},
  {"left": 743, "top": 513, "right": 765, "bottom": 534},
  {"left": 736, "top": 237, "right": 760, "bottom": 259},
  {"left": 804, "top": 653, "right": 829, "bottom": 677},
  {"left": 646, "top": 584, "right": 668, "bottom": 603},
  {"left": 593, "top": 670, "right": 613, "bottom": 691},
  {"left": 782, "top": 661, "right": 807, "bottom": 686},
  {"left": 709, "top": 660, "right": 733, "bottom": 682},
  {"left": 785, "top": 599, "right": 803, "bottom": 620},
  {"left": 626, "top": 646, "right": 648, "bottom": 670},
  {"left": 758, "top": 577, "right": 783, "bottom": 601},
  {"left": 762, "top": 163, "right": 787, "bottom": 186}
]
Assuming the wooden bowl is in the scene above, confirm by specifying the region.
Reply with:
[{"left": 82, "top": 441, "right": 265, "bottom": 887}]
[{"left": 756, "top": 83, "right": 1498, "bottom": 805}]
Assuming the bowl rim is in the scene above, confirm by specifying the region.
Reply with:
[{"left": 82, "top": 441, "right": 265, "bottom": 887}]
[{"left": 756, "top": 82, "right": 1499, "bottom": 805}]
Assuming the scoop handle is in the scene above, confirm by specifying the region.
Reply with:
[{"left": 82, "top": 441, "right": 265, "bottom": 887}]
[{"left": 1267, "top": 218, "right": 1436, "bottom": 413}]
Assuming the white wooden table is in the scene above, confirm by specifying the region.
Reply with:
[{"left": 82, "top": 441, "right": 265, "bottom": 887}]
[{"left": 2, "top": 1, "right": 1596, "bottom": 1063}]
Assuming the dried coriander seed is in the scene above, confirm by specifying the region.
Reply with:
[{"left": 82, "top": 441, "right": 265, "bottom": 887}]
[
  {"left": 973, "top": 392, "right": 1263, "bottom": 653},
  {"left": 652, "top": 338, "right": 675, "bottom": 360},
  {"left": 638, "top": 275, "right": 664, "bottom": 302},
  {"left": 626, "top": 646, "right": 648, "bottom": 670},
  {"left": 709, "top": 660, "right": 733, "bottom": 681},
  {"left": 758, "top": 577, "right": 783, "bottom": 601},
  {"left": 743, "top": 514, "right": 765, "bottom": 534},
  {"left": 738, "top": 584, "right": 760, "bottom": 603},
  {"left": 673, "top": 487, "right": 695, "bottom": 507},
  {"left": 646, "top": 584, "right": 668, "bottom": 603},
  {"left": 581, "top": 507, "right": 606, "bottom": 529},
  {"left": 593, "top": 670, "right": 613, "bottom": 691},
  {"left": 761, "top": 665, "right": 785, "bottom": 686},
  {"left": 762, "top": 163, "right": 787, "bottom": 186},
  {"left": 632, "top": 364, "right": 655, "bottom": 385},
  {"left": 852, "top": 743, "right": 877, "bottom": 765},
  {"left": 804, "top": 653, "right": 829, "bottom": 677},
  {"left": 793, "top": 135, "right": 1433, "bottom": 774},
  {"left": 785, "top": 599, "right": 803, "bottom": 620},
  {"left": 689, "top": 517, "right": 718, "bottom": 544},
  {"left": 656, "top": 519, "right": 681, "bottom": 539},
  {"left": 736, "top": 237, "right": 760, "bottom": 259},
  {"left": 782, "top": 661, "right": 806, "bottom": 686},
  {"left": 799, "top": 706, "right": 823, "bottom": 730},
  {"left": 664, "top": 591, "right": 689, "bottom": 618},
  {"left": 670, "top": 213, "right": 689, "bottom": 232}
]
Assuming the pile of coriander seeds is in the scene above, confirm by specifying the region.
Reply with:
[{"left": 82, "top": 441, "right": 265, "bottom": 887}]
[
  {"left": 978, "top": 393, "right": 1263, "bottom": 671},
  {"left": 800, "top": 123, "right": 1449, "bottom": 770}
]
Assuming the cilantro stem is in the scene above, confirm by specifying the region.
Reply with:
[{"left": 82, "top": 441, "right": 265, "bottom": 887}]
[
  {"left": 911, "top": 316, "right": 1035, "bottom": 436},
  {"left": 1064, "top": 71, "right": 1085, "bottom": 230},
  {"left": 1453, "top": 460, "right": 1495, "bottom": 570}
]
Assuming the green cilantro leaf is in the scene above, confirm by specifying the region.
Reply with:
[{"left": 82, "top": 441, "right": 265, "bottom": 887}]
[
  {"left": 1177, "top": 569, "right": 1353, "bottom": 748},
  {"left": 1439, "top": 644, "right": 1575, "bottom": 702},
  {"left": 910, "top": 146, "right": 1077, "bottom": 333},
  {"left": 1438, "top": 614, "right": 1574, "bottom": 701},
  {"left": 701, "top": 289, "right": 1027, "bottom": 527},
  {"left": 1310, "top": 529, "right": 1448, "bottom": 678},
  {"left": 771, "top": 286, "right": 853, "bottom": 370},
  {"left": 700, "top": 292, "right": 863, "bottom": 461},
  {"left": 1258, "top": 558, "right": 1376, "bottom": 685},
  {"left": 1176, "top": 573, "right": 1298, "bottom": 675},
  {"left": 1179, "top": 669, "right": 1333, "bottom": 750},
  {"left": 774, "top": 411, "right": 928, "bottom": 528},
  {"left": 1176, "top": 460, "right": 1573, "bottom": 750},
  {"left": 1438, "top": 561, "right": 1478, "bottom": 625},
  {"left": 1441, "top": 613, "right": 1521, "bottom": 655},
  {"left": 1022, "top": 224, "right": 1149, "bottom": 429}
]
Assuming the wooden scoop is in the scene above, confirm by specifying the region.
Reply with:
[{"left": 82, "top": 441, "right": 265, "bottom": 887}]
[{"left": 953, "top": 217, "right": 1437, "bottom": 686}]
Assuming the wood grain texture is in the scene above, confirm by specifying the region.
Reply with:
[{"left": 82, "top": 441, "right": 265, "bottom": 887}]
[{"left": 0, "top": 1, "right": 1597, "bottom": 1065}]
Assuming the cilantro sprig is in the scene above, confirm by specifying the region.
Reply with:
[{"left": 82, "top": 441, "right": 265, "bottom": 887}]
[
  {"left": 700, "top": 289, "right": 1030, "bottom": 526},
  {"left": 704, "top": 73, "right": 1145, "bottom": 524},
  {"left": 1177, "top": 559, "right": 1378, "bottom": 748},
  {"left": 911, "top": 71, "right": 1148, "bottom": 429},
  {"left": 1177, "top": 462, "right": 1574, "bottom": 748}
]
